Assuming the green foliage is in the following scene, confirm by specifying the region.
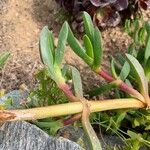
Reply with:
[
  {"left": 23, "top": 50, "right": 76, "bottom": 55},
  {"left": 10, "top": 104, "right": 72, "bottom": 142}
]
[
  {"left": 28, "top": 69, "right": 68, "bottom": 107},
  {"left": 88, "top": 82, "right": 117, "bottom": 97},
  {"left": 126, "top": 54, "right": 148, "bottom": 96},
  {"left": 0, "top": 52, "right": 10, "bottom": 69},
  {"left": 68, "top": 12, "right": 103, "bottom": 70},
  {"left": 55, "top": 22, "right": 68, "bottom": 66},
  {"left": 124, "top": 19, "right": 150, "bottom": 83},
  {"left": 29, "top": 13, "right": 150, "bottom": 149},
  {"left": 39, "top": 22, "right": 68, "bottom": 85},
  {"left": 27, "top": 69, "right": 68, "bottom": 135},
  {"left": 67, "top": 25, "right": 93, "bottom": 66},
  {"left": 67, "top": 14, "right": 150, "bottom": 149},
  {"left": 71, "top": 67, "right": 83, "bottom": 98}
]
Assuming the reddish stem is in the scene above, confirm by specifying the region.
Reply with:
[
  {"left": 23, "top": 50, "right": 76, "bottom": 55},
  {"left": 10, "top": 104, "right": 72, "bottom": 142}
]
[
  {"left": 98, "top": 69, "right": 114, "bottom": 82},
  {"left": 97, "top": 69, "right": 144, "bottom": 102},
  {"left": 59, "top": 84, "right": 78, "bottom": 102},
  {"left": 63, "top": 113, "right": 81, "bottom": 125}
]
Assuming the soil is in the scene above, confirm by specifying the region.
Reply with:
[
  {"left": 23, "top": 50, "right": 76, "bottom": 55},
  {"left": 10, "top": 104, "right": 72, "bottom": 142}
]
[{"left": 0, "top": 0, "right": 150, "bottom": 93}]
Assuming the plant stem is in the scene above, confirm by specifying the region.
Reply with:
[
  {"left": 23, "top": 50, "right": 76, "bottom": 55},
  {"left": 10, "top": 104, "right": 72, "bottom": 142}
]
[
  {"left": 0, "top": 98, "right": 145, "bottom": 122},
  {"left": 58, "top": 83, "right": 78, "bottom": 102},
  {"left": 81, "top": 99, "right": 102, "bottom": 150},
  {"left": 96, "top": 69, "right": 145, "bottom": 102},
  {"left": 63, "top": 113, "right": 81, "bottom": 125}
]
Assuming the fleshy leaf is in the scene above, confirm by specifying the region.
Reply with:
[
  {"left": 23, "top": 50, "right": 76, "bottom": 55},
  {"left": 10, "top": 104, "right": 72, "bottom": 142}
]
[
  {"left": 83, "top": 11, "right": 94, "bottom": 41},
  {"left": 55, "top": 22, "right": 68, "bottom": 66},
  {"left": 116, "top": 53, "right": 126, "bottom": 66},
  {"left": 145, "top": 57, "right": 150, "bottom": 81},
  {"left": 0, "top": 52, "right": 10, "bottom": 68},
  {"left": 39, "top": 26, "right": 55, "bottom": 78},
  {"left": 133, "top": 19, "right": 140, "bottom": 44},
  {"left": 126, "top": 54, "right": 148, "bottom": 95},
  {"left": 93, "top": 27, "right": 103, "bottom": 69},
  {"left": 125, "top": 19, "right": 131, "bottom": 35},
  {"left": 119, "top": 61, "right": 130, "bottom": 81},
  {"left": 138, "top": 27, "right": 146, "bottom": 45},
  {"left": 67, "top": 26, "right": 93, "bottom": 66},
  {"left": 111, "top": 58, "right": 118, "bottom": 78},
  {"left": 71, "top": 67, "right": 83, "bottom": 98},
  {"left": 82, "top": 106, "right": 102, "bottom": 150},
  {"left": 145, "top": 21, "right": 150, "bottom": 35},
  {"left": 83, "top": 35, "right": 94, "bottom": 58},
  {"left": 145, "top": 35, "right": 150, "bottom": 64}
]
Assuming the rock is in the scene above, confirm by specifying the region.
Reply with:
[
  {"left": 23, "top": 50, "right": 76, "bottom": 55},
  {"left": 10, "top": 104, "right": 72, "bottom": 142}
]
[
  {"left": 0, "top": 90, "right": 28, "bottom": 109},
  {"left": 0, "top": 121, "right": 84, "bottom": 150}
]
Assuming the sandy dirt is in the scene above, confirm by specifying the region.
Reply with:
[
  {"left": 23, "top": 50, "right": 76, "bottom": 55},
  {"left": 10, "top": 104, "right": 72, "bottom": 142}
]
[{"left": 0, "top": 0, "right": 150, "bottom": 92}]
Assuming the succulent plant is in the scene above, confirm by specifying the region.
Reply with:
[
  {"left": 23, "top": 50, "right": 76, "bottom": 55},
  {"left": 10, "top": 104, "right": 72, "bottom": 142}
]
[{"left": 55, "top": 0, "right": 150, "bottom": 28}]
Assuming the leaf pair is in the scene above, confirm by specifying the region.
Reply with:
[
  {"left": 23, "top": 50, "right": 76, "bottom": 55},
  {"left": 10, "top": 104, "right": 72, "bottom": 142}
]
[
  {"left": 39, "top": 22, "right": 68, "bottom": 84},
  {"left": 67, "top": 12, "right": 103, "bottom": 70}
]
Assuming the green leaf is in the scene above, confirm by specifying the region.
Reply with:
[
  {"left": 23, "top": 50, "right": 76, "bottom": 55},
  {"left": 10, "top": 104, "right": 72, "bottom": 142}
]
[
  {"left": 138, "top": 27, "right": 146, "bottom": 44},
  {"left": 83, "top": 12, "right": 94, "bottom": 41},
  {"left": 133, "top": 119, "right": 140, "bottom": 127},
  {"left": 93, "top": 27, "right": 103, "bottom": 69},
  {"left": 136, "top": 48, "right": 145, "bottom": 64},
  {"left": 145, "top": 57, "right": 150, "bottom": 81},
  {"left": 67, "top": 26, "right": 93, "bottom": 66},
  {"left": 126, "top": 54, "right": 148, "bottom": 95},
  {"left": 133, "top": 19, "right": 140, "bottom": 44},
  {"left": 145, "top": 36, "right": 150, "bottom": 64},
  {"left": 71, "top": 67, "right": 83, "bottom": 98},
  {"left": 116, "top": 53, "right": 126, "bottom": 66},
  {"left": 0, "top": 52, "right": 10, "bottom": 68},
  {"left": 111, "top": 58, "right": 118, "bottom": 78},
  {"left": 83, "top": 35, "right": 94, "bottom": 58},
  {"left": 145, "top": 125, "right": 150, "bottom": 130},
  {"left": 116, "top": 112, "right": 126, "bottom": 127},
  {"left": 127, "top": 43, "right": 137, "bottom": 57},
  {"left": 82, "top": 110, "right": 102, "bottom": 150},
  {"left": 145, "top": 21, "right": 150, "bottom": 35},
  {"left": 125, "top": 79, "right": 133, "bottom": 88},
  {"left": 125, "top": 19, "right": 131, "bottom": 35},
  {"left": 88, "top": 82, "right": 117, "bottom": 97},
  {"left": 39, "top": 26, "right": 55, "bottom": 77},
  {"left": 119, "top": 61, "right": 130, "bottom": 81},
  {"left": 35, "top": 121, "right": 63, "bottom": 136},
  {"left": 127, "top": 130, "right": 139, "bottom": 140},
  {"left": 55, "top": 22, "right": 68, "bottom": 66}
]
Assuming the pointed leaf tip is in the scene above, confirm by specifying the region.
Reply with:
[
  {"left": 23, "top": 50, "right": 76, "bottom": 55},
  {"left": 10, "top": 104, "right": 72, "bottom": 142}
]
[
  {"left": 55, "top": 22, "right": 68, "bottom": 66},
  {"left": 39, "top": 26, "right": 55, "bottom": 79},
  {"left": 93, "top": 27, "right": 103, "bottom": 69}
]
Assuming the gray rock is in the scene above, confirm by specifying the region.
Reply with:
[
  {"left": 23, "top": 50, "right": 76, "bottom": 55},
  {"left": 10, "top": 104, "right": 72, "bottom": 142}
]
[
  {"left": 0, "top": 90, "right": 28, "bottom": 109},
  {"left": 0, "top": 121, "right": 84, "bottom": 150}
]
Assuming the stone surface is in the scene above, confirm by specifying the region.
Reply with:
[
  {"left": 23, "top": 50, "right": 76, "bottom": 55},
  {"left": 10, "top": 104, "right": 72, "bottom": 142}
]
[{"left": 0, "top": 121, "right": 84, "bottom": 150}]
